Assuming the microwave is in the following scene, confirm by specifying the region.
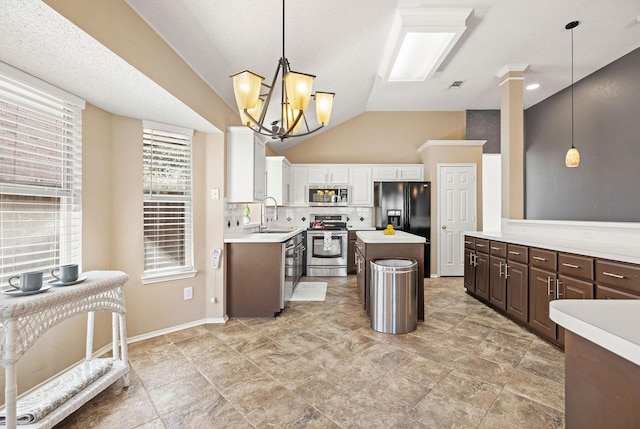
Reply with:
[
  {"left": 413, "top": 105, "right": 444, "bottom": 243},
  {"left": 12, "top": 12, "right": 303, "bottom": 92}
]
[{"left": 308, "top": 185, "right": 348, "bottom": 206}]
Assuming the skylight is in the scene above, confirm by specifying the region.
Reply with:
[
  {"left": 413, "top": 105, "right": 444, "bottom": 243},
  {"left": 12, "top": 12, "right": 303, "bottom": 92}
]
[{"left": 380, "top": 8, "right": 473, "bottom": 82}]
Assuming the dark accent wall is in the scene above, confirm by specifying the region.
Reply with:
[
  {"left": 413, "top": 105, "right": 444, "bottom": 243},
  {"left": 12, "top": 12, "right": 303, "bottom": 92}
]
[
  {"left": 525, "top": 47, "right": 640, "bottom": 221},
  {"left": 466, "top": 110, "right": 501, "bottom": 153}
]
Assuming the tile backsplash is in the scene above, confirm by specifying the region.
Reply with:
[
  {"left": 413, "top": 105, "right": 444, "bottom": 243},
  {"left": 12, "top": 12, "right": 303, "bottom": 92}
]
[{"left": 224, "top": 202, "right": 373, "bottom": 233}]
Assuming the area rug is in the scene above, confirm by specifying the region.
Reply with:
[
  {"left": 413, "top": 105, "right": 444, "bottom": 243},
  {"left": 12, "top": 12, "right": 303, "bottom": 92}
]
[{"left": 290, "top": 282, "right": 327, "bottom": 301}]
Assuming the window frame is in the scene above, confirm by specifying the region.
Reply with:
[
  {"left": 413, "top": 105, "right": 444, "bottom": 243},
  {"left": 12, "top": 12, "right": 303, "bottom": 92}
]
[
  {"left": 141, "top": 120, "right": 196, "bottom": 284},
  {"left": 0, "top": 62, "right": 84, "bottom": 286}
]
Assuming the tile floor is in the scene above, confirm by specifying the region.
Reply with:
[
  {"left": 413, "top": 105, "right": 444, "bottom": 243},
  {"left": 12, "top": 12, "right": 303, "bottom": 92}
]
[{"left": 55, "top": 276, "right": 565, "bottom": 428}]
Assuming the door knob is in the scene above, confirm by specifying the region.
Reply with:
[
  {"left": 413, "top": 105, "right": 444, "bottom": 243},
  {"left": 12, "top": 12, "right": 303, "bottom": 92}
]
[{"left": 441, "top": 225, "right": 447, "bottom": 230}]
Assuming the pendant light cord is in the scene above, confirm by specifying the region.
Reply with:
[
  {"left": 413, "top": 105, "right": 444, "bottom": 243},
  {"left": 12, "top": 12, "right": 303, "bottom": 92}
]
[
  {"left": 282, "top": 0, "right": 285, "bottom": 59},
  {"left": 571, "top": 25, "right": 575, "bottom": 149}
]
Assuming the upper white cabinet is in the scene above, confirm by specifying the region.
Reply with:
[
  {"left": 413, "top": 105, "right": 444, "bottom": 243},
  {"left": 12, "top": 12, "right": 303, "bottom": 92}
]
[
  {"left": 349, "top": 167, "right": 373, "bottom": 206},
  {"left": 290, "top": 166, "right": 308, "bottom": 206},
  {"left": 265, "top": 156, "right": 291, "bottom": 206},
  {"left": 372, "top": 165, "right": 423, "bottom": 181},
  {"left": 307, "top": 166, "right": 349, "bottom": 184},
  {"left": 226, "top": 127, "right": 266, "bottom": 202}
]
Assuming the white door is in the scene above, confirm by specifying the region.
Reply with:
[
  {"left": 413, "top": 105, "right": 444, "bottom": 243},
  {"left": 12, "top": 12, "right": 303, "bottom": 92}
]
[{"left": 438, "top": 164, "right": 477, "bottom": 276}]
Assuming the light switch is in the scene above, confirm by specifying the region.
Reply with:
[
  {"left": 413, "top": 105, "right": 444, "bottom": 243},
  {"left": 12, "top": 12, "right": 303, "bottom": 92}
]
[{"left": 211, "top": 188, "right": 220, "bottom": 200}]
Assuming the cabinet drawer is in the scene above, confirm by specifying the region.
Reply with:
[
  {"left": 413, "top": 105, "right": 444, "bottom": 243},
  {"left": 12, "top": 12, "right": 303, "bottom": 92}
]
[
  {"left": 596, "top": 284, "right": 640, "bottom": 300},
  {"left": 529, "top": 248, "right": 557, "bottom": 272},
  {"left": 558, "top": 253, "right": 594, "bottom": 281},
  {"left": 475, "top": 238, "right": 489, "bottom": 254},
  {"left": 595, "top": 259, "right": 640, "bottom": 295},
  {"left": 559, "top": 275, "right": 594, "bottom": 300},
  {"left": 489, "top": 241, "right": 507, "bottom": 258},
  {"left": 507, "top": 244, "right": 528, "bottom": 264},
  {"left": 464, "top": 236, "right": 475, "bottom": 250}
]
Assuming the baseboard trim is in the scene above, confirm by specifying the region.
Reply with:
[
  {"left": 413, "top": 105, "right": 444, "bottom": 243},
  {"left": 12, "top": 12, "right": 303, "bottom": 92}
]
[{"left": 127, "top": 316, "right": 228, "bottom": 344}]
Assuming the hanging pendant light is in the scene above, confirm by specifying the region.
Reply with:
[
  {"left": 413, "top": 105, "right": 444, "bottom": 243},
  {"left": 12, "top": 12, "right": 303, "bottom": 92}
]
[
  {"left": 230, "top": 0, "right": 334, "bottom": 141},
  {"left": 565, "top": 21, "right": 580, "bottom": 168}
]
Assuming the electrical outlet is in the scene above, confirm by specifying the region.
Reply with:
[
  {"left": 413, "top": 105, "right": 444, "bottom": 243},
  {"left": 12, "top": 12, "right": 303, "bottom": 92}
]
[
  {"left": 211, "top": 188, "right": 220, "bottom": 200},
  {"left": 184, "top": 287, "right": 193, "bottom": 300}
]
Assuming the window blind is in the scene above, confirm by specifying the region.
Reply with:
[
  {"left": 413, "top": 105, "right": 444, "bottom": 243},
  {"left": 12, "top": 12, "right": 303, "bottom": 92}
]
[
  {"left": 142, "top": 121, "right": 194, "bottom": 276},
  {"left": 0, "top": 63, "right": 84, "bottom": 286}
]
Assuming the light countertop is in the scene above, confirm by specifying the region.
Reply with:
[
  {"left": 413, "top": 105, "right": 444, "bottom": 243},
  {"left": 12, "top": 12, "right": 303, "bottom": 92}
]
[
  {"left": 550, "top": 300, "right": 640, "bottom": 366},
  {"left": 465, "top": 231, "right": 640, "bottom": 264},
  {"left": 223, "top": 228, "right": 304, "bottom": 243},
  {"left": 356, "top": 230, "right": 426, "bottom": 244}
]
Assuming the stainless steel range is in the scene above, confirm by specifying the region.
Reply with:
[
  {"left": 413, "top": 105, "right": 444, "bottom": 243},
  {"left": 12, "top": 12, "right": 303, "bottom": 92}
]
[{"left": 306, "top": 214, "right": 348, "bottom": 277}]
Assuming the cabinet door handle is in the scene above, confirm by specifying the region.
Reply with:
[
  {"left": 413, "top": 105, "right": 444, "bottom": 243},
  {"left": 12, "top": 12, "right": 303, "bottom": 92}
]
[
  {"left": 533, "top": 256, "right": 547, "bottom": 262},
  {"left": 499, "top": 261, "right": 503, "bottom": 277},
  {"left": 476, "top": 244, "right": 485, "bottom": 248},
  {"left": 464, "top": 240, "right": 471, "bottom": 245},
  {"left": 547, "top": 276, "right": 553, "bottom": 296},
  {"left": 472, "top": 253, "right": 478, "bottom": 267},
  {"left": 491, "top": 246, "right": 501, "bottom": 251},
  {"left": 504, "top": 263, "right": 510, "bottom": 279},
  {"left": 603, "top": 271, "right": 625, "bottom": 279},
  {"left": 556, "top": 279, "right": 563, "bottom": 299},
  {"left": 508, "top": 251, "right": 520, "bottom": 255},
  {"left": 562, "top": 263, "right": 580, "bottom": 269}
]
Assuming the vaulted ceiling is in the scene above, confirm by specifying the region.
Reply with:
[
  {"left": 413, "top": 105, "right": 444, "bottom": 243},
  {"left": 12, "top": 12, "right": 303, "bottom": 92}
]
[{"left": 2, "top": 1, "right": 639, "bottom": 152}]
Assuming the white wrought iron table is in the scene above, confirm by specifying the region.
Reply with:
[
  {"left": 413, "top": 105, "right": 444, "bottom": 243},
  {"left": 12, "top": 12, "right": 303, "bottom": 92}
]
[{"left": 0, "top": 271, "right": 129, "bottom": 429}]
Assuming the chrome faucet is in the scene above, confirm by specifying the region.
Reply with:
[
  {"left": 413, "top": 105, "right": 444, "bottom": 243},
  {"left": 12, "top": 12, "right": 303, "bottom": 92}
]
[{"left": 260, "top": 196, "right": 278, "bottom": 230}]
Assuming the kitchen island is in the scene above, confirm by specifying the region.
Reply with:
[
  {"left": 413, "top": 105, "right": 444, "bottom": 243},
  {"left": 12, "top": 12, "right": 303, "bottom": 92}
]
[
  {"left": 550, "top": 300, "right": 640, "bottom": 429},
  {"left": 355, "top": 230, "right": 426, "bottom": 320}
]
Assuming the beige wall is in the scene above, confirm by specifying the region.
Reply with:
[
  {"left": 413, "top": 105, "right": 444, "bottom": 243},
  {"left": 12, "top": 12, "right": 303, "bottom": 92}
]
[
  {"left": 2, "top": 0, "right": 237, "bottom": 401},
  {"left": 281, "top": 111, "right": 466, "bottom": 163},
  {"left": 4, "top": 0, "right": 483, "bottom": 401}
]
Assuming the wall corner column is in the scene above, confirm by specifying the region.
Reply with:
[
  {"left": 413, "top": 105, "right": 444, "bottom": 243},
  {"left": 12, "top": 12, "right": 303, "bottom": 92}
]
[{"left": 497, "top": 64, "right": 528, "bottom": 219}]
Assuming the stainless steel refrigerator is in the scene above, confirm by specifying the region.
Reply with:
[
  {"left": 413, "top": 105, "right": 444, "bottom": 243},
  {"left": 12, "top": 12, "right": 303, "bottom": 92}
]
[{"left": 374, "top": 181, "right": 431, "bottom": 277}]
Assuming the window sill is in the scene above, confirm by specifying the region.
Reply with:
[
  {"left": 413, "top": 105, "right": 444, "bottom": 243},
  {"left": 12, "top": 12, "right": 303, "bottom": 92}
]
[{"left": 141, "top": 270, "right": 197, "bottom": 285}]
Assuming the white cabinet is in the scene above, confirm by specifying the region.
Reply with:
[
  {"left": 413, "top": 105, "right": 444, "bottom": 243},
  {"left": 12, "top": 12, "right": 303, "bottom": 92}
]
[
  {"left": 227, "top": 127, "right": 266, "bottom": 202},
  {"left": 349, "top": 167, "right": 373, "bottom": 206},
  {"left": 372, "top": 165, "right": 423, "bottom": 181},
  {"left": 290, "top": 166, "right": 308, "bottom": 206},
  {"left": 265, "top": 156, "right": 291, "bottom": 206},
  {"left": 307, "top": 166, "right": 349, "bottom": 184}
]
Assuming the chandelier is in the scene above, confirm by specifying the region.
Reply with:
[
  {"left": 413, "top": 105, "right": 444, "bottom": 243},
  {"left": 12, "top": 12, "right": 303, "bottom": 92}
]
[{"left": 230, "top": 0, "right": 334, "bottom": 141}]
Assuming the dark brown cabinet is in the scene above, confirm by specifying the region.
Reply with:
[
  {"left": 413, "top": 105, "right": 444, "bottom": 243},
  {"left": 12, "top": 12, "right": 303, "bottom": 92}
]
[
  {"left": 528, "top": 248, "right": 558, "bottom": 342},
  {"left": 595, "top": 259, "right": 640, "bottom": 299},
  {"left": 463, "top": 233, "right": 639, "bottom": 349},
  {"left": 347, "top": 230, "right": 357, "bottom": 274},
  {"left": 528, "top": 266, "right": 558, "bottom": 342},
  {"left": 489, "top": 241, "right": 507, "bottom": 310},
  {"left": 474, "top": 239, "right": 490, "bottom": 301},
  {"left": 226, "top": 242, "right": 283, "bottom": 318},
  {"left": 506, "top": 260, "right": 528, "bottom": 324},
  {"left": 463, "top": 237, "right": 476, "bottom": 292},
  {"left": 505, "top": 244, "right": 528, "bottom": 324},
  {"left": 355, "top": 240, "right": 365, "bottom": 307},
  {"left": 557, "top": 253, "right": 594, "bottom": 346}
]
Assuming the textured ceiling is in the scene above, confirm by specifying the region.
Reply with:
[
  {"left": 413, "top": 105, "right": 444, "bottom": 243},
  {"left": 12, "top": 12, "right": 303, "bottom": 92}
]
[
  {"left": 0, "top": 0, "right": 218, "bottom": 133},
  {"left": 2, "top": 1, "right": 639, "bottom": 150},
  {"left": 126, "top": 0, "right": 640, "bottom": 151}
]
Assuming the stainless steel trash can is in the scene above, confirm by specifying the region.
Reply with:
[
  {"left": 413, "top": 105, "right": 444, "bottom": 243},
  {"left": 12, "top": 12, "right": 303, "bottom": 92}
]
[{"left": 370, "top": 258, "right": 418, "bottom": 334}]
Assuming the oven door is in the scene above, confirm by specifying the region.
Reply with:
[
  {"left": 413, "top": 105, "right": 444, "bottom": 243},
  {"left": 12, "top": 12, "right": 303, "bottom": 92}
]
[{"left": 306, "top": 231, "right": 348, "bottom": 276}]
